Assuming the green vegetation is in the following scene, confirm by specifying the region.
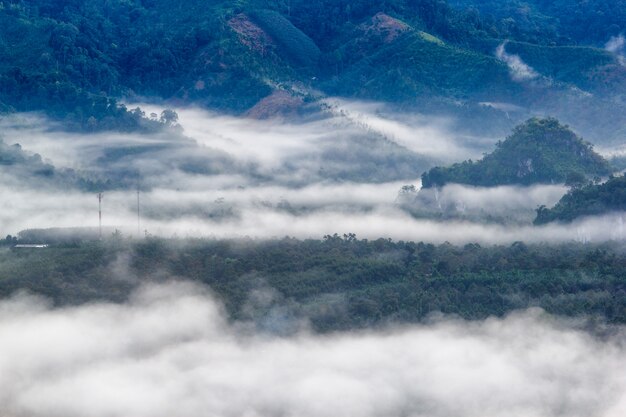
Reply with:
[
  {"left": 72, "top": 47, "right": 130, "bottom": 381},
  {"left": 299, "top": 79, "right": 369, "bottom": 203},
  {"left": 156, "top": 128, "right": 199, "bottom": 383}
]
[
  {"left": 421, "top": 118, "right": 611, "bottom": 188},
  {"left": 0, "top": 0, "right": 624, "bottom": 139},
  {"left": 0, "top": 235, "right": 624, "bottom": 331},
  {"left": 327, "top": 30, "right": 517, "bottom": 101},
  {"left": 501, "top": 41, "right": 619, "bottom": 91},
  {"left": 450, "top": 0, "right": 626, "bottom": 45},
  {"left": 535, "top": 175, "right": 626, "bottom": 224},
  {"left": 248, "top": 9, "right": 321, "bottom": 67},
  {"left": 0, "top": 0, "right": 274, "bottom": 127}
]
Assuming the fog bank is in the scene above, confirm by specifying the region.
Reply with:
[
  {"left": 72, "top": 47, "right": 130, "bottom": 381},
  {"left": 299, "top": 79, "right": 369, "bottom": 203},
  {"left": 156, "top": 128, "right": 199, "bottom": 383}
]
[
  {"left": 0, "top": 282, "right": 624, "bottom": 417},
  {"left": 3, "top": 105, "right": 624, "bottom": 245}
]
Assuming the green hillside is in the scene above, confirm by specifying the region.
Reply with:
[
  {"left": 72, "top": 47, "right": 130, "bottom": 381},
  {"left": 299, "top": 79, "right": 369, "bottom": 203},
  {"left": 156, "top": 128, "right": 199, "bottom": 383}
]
[
  {"left": 327, "top": 30, "right": 519, "bottom": 101},
  {"left": 248, "top": 9, "right": 321, "bottom": 68},
  {"left": 0, "top": 0, "right": 625, "bottom": 138},
  {"left": 421, "top": 118, "right": 612, "bottom": 188},
  {"left": 535, "top": 175, "right": 626, "bottom": 224},
  {"left": 449, "top": 0, "right": 626, "bottom": 45}
]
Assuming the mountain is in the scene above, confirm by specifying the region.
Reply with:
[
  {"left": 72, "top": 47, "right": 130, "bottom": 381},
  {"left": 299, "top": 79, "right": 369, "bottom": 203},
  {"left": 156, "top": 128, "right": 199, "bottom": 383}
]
[
  {"left": 0, "top": 0, "right": 625, "bottom": 140},
  {"left": 421, "top": 118, "right": 612, "bottom": 188},
  {"left": 535, "top": 175, "right": 626, "bottom": 224},
  {"left": 0, "top": 138, "right": 109, "bottom": 190}
]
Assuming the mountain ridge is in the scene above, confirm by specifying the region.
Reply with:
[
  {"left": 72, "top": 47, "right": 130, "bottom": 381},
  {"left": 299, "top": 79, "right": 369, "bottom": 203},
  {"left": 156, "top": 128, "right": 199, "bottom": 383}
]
[{"left": 0, "top": 0, "right": 625, "bottom": 141}]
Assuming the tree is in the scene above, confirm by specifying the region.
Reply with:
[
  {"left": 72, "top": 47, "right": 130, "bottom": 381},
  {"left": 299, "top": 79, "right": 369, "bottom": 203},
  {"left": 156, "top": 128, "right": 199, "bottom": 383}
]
[
  {"left": 159, "top": 109, "right": 179, "bottom": 126},
  {"left": 3, "top": 235, "right": 17, "bottom": 246},
  {"left": 565, "top": 171, "right": 587, "bottom": 190}
]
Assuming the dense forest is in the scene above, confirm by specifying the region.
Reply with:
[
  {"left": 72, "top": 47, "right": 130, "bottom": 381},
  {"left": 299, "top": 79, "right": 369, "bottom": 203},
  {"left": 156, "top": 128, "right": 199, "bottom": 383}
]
[
  {"left": 0, "top": 235, "right": 624, "bottom": 331},
  {"left": 421, "top": 118, "right": 611, "bottom": 188},
  {"left": 449, "top": 0, "right": 626, "bottom": 45},
  {"left": 535, "top": 175, "right": 626, "bottom": 224},
  {"left": 0, "top": 0, "right": 625, "bottom": 139}
]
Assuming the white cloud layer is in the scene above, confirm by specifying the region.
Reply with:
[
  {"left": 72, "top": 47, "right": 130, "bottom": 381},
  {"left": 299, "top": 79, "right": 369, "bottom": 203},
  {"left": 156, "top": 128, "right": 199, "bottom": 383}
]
[
  {"left": 408, "top": 183, "right": 566, "bottom": 223},
  {"left": 605, "top": 35, "right": 625, "bottom": 66},
  {"left": 0, "top": 282, "right": 624, "bottom": 417},
  {"left": 1, "top": 107, "right": 624, "bottom": 245},
  {"left": 319, "top": 98, "right": 478, "bottom": 161}
]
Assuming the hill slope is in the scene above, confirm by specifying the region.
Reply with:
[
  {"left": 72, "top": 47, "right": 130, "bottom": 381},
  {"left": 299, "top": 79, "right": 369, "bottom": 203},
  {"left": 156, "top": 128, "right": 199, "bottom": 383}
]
[
  {"left": 421, "top": 118, "right": 611, "bottom": 188},
  {"left": 0, "top": 0, "right": 625, "bottom": 139},
  {"left": 535, "top": 175, "right": 626, "bottom": 224}
]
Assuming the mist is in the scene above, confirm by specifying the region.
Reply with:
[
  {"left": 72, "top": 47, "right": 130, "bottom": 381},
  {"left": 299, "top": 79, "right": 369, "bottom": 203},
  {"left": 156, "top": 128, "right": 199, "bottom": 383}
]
[
  {"left": 606, "top": 35, "right": 625, "bottom": 66},
  {"left": 0, "top": 281, "right": 624, "bottom": 417},
  {"left": 4, "top": 178, "right": 626, "bottom": 244},
  {"left": 495, "top": 42, "right": 539, "bottom": 82},
  {"left": 3, "top": 103, "right": 626, "bottom": 245},
  {"left": 401, "top": 183, "right": 566, "bottom": 223}
]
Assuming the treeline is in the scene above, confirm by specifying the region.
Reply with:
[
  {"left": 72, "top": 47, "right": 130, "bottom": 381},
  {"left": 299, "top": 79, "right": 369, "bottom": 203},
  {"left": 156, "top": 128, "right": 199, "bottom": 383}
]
[
  {"left": 287, "top": 0, "right": 625, "bottom": 49},
  {"left": 535, "top": 175, "right": 626, "bottom": 224},
  {"left": 0, "top": 235, "right": 624, "bottom": 332}
]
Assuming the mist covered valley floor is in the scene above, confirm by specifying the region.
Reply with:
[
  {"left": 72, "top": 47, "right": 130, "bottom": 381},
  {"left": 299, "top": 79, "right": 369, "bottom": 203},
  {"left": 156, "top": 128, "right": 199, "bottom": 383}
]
[{"left": 2, "top": 103, "right": 626, "bottom": 416}]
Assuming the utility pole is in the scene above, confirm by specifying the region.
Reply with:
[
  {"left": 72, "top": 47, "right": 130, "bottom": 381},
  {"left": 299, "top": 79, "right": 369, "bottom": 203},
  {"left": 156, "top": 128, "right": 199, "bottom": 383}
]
[
  {"left": 98, "top": 193, "right": 103, "bottom": 240},
  {"left": 137, "top": 188, "right": 141, "bottom": 237}
]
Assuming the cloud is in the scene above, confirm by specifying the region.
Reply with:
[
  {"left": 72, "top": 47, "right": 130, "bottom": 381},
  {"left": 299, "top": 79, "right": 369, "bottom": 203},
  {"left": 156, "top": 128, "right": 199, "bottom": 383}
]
[
  {"left": 0, "top": 106, "right": 439, "bottom": 187},
  {"left": 496, "top": 42, "right": 539, "bottom": 81},
  {"left": 1, "top": 106, "right": 625, "bottom": 246},
  {"left": 404, "top": 183, "right": 566, "bottom": 223},
  {"left": 605, "top": 35, "right": 626, "bottom": 66},
  {"left": 319, "top": 98, "right": 479, "bottom": 162},
  {"left": 4, "top": 177, "right": 626, "bottom": 245},
  {"left": 0, "top": 282, "right": 624, "bottom": 417}
]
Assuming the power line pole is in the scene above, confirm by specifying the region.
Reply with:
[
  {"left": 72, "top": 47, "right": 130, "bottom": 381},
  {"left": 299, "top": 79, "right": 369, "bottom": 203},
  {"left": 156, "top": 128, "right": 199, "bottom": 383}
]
[
  {"left": 137, "top": 188, "right": 141, "bottom": 237},
  {"left": 98, "top": 193, "right": 103, "bottom": 240}
]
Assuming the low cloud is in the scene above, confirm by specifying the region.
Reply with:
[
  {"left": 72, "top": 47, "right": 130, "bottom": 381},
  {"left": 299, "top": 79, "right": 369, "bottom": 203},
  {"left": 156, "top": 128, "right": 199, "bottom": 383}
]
[
  {"left": 3, "top": 179, "right": 626, "bottom": 245},
  {"left": 0, "top": 107, "right": 439, "bottom": 187},
  {"left": 0, "top": 282, "right": 624, "bottom": 417},
  {"left": 402, "top": 183, "right": 566, "bottom": 223},
  {"left": 1, "top": 106, "right": 625, "bottom": 245},
  {"left": 496, "top": 42, "right": 539, "bottom": 81},
  {"left": 319, "top": 98, "right": 480, "bottom": 162},
  {"left": 605, "top": 35, "right": 626, "bottom": 66}
]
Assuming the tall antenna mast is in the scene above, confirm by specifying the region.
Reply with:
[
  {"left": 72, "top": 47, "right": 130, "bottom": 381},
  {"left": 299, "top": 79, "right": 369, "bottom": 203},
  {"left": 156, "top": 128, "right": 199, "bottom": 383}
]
[
  {"left": 137, "top": 188, "right": 141, "bottom": 237},
  {"left": 98, "top": 193, "right": 103, "bottom": 240}
]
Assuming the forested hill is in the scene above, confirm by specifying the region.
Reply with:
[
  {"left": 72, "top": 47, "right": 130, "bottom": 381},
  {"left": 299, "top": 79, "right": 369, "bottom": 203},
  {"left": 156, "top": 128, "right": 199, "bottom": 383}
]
[
  {"left": 0, "top": 138, "right": 108, "bottom": 189},
  {"left": 535, "top": 175, "right": 626, "bottom": 224},
  {"left": 0, "top": 0, "right": 625, "bottom": 138},
  {"left": 421, "top": 118, "right": 612, "bottom": 188}
]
